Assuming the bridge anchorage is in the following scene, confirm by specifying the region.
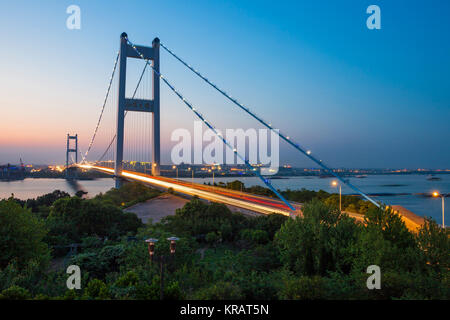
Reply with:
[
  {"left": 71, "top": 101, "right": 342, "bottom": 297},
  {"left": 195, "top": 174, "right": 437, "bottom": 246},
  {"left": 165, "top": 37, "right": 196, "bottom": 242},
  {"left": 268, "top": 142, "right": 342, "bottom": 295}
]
[
  {"left": 115, "top": 32, "right": 160, "bottom": 188},
  {"left": 65, "top": 133, "right": 78, "bottom": 180}
]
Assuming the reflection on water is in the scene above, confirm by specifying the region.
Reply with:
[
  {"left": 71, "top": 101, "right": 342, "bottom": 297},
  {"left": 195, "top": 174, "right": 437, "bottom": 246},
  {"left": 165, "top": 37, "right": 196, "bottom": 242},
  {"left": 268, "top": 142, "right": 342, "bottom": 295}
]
[
  {"left": 0, "top": 178, "right": 115, "bottom": 200},
  {"left": 65, "top": 179, "right": 86, "bottom": 194},
  {"left": 0, "top": 174, "right": 448, "bottom": 224}
]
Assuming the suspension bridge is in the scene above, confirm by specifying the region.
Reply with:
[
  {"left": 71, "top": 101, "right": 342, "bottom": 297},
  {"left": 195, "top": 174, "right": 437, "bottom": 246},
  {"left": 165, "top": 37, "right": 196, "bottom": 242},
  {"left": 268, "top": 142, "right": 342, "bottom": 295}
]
[{"left": 71, "top": 32, "right": 383, "bottom": 217}]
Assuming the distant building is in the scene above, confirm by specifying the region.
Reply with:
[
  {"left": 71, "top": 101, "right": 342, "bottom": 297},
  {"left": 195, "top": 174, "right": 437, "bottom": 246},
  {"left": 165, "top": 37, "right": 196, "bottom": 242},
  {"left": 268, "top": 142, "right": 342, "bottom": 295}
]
[{"left": 0, "top": 163, "right": 25, "bottom": 180}]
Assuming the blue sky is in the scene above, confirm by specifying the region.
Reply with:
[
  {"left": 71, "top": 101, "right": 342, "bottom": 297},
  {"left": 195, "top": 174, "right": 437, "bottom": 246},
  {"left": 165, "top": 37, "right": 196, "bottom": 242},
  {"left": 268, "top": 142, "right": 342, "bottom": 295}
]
[{"left": 0, "top": 0, "right": 449, "bottom": 168}]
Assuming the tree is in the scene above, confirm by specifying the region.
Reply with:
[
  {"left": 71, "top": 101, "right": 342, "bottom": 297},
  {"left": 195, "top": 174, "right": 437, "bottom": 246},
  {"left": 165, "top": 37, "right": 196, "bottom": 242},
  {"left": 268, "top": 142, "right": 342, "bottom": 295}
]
[
  {"left": 226, "top": 180, "right": 245, "bottom": 191},
  {"left": 0, "top": 285, "right": 31, "bottom": 300},
  {"left": 194, "top": 281, "right": 244, "bottom": 300},
  {"left": 0, "top": 199, "right": 50, "bottom": 270},
  {"left": 47, "top": 197, "right": 142, "bottom": 243},
  {"left": 275, "top": 199, "right": 360, "bottom": 276},
  {"left": 164, "top": 198, "right": 248, "bottom": 241},
  {"left": 416, "top": 218, "right": 449, "bottom": 274},
  {"left": 279, "top": 275, "right": 326, "bottom": 300},
  {"left": 83, "top": 279, "right": 110, "bottom": 300},
  {"left": 364, "top": 206, "right": 415, "bottom": 249}
]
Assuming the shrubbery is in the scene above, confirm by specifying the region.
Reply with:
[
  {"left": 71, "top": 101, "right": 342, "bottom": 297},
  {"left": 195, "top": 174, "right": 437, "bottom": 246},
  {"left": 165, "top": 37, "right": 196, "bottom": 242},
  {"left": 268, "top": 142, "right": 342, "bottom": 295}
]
[{"left": 0, "top": 181, "right": 448, "bottom": 300}]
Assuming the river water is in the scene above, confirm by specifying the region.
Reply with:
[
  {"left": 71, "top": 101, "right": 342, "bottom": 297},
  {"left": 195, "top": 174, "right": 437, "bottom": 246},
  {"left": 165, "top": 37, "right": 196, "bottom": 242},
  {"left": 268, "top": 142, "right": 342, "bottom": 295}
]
[{"left": 0, "top": 174, "right": 448, "bottom": 225}]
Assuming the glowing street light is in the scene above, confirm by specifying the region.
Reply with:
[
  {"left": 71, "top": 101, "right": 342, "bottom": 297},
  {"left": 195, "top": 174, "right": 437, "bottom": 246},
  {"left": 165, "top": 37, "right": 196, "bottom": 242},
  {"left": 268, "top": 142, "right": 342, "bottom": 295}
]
[
  {"left": 172, "top": 165, "right": 178, "bottom": 179},
  {"left": 145, "top": 236, "right": 180, "bottom": 300},
  {"left": 331, "top": 180, "right": 342, "bottom": 212},
  {"left": 432, "top": 191, "right": 447, "bottom": 228}
]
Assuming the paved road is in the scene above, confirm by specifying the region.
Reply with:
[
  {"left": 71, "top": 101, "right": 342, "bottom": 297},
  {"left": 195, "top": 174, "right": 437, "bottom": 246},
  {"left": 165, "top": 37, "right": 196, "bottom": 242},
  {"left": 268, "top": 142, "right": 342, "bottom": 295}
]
[
  {"left": 80, "top": 165, "right": 301, "bottom": 216},
  {"left": 125, "top": 194, "right": 189, "bottom": 223},
  {"left": 82, "top": 165, "right": 425, "bottom": 231}
]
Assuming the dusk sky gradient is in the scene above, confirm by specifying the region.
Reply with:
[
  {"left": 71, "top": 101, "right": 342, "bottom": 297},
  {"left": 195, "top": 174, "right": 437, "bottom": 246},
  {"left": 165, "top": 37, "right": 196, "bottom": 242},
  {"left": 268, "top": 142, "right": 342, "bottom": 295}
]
[{"left": 0, "top": 0, "right": 449, "bottom": 168}]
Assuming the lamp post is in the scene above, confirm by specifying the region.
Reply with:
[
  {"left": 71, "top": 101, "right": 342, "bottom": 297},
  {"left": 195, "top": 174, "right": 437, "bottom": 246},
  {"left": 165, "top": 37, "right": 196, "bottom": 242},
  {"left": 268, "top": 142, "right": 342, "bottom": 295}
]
[
  {"left": 145, "top": 236, "right": 180, "bottom": 300},
  {"left": 432, "top": 191, "right": 447, "bottom": 228},
  {"left": 172, "top": 165, "right": 178, "bottom": 179},
  {"left": 331, "top": 180, "right": 342, "bottom": 212}
]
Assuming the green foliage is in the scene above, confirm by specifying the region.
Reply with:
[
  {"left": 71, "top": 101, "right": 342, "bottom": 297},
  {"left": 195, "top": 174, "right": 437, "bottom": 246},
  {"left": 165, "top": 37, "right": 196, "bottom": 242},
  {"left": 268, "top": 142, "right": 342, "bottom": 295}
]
[
  {"left": 364, "top": 206, "right": 416, "bottom": 249},
  {"left": 46, "top": 196, "right": 142, "bottom": 244},
  {"left": 240, "top": 229, "right": 269, "bottom": 245},
  {"left": 13, "top": 190, "right": 70, "bottom": 214},
  {"left": 416, "top": 217, "right": 450, "bottom": 273},
  {"left": 275, "top": 199, "right": 360, "bottom": 276},
  {"left": 1, "top": 183, "right": 448, "bottom": 300},
  {"left": 226, "top": 180, "right": 245, "bottom": 191},
  {"left": 95, "top": 181, "right": 160, "bottom": 207},
  {"left": 83, "top": 279, "right": 110, "bottom": 299},
  {"left": 251, "top": 214, "right": 288, "bottom": 240},
  {"left": 205, "top": 231, "right": 221, "bottom": 245},
  {"left": 0, "top": 285, "right": 31, "bottom": 300},
  {"left": 279, "top": 275, "right": 326, "bottom": 300},
  {"left": 0, "top": 199, "right": 50, "bottom": 270},
  {"left": 163, "top": 197, "right": 248, "bottom": 241},
  {"left": 70, "top": 244, "right": 126, "bottom": 279},
  {"left": 194, "top": 281, "right": 244, "bottom": 300},
  {"left": 282, "top": 188, "right": 329, "bottom": 203}
]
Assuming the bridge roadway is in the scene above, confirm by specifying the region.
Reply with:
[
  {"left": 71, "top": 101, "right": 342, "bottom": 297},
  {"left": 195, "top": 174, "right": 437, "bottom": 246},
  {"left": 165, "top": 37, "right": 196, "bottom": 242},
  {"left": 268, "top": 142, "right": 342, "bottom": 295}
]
[
  {"left": 78, "top": 165, "right": 424, "bottom": 232},
  {"left": 79, "top": 165, "right": 302, "bottom": 216}
]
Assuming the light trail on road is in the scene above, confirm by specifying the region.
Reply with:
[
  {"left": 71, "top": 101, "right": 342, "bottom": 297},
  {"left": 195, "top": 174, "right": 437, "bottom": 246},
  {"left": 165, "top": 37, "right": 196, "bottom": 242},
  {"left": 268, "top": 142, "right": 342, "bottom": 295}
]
[{"left": 79, "top": 165, "right": 301, "bottom": 216}]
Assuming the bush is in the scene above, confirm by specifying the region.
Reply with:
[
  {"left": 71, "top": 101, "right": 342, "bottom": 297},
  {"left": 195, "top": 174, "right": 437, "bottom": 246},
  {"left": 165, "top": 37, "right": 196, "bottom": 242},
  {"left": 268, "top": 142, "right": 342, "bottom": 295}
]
[
  {"left": 275, "top": 199, "right": 360, "bottom": 276},
  {"left": 164, "top": 198, "right": 248, "bottom": 241},
  {"left": 279, "top": 276, "right": 326, "bottom": 300},
  {"left": 0, "top": 199, "right": 50, "bottom": 270},
  {"left": 47, "top": 197, "right": 142, "bottom": 243},
  {"left": 0, "top": 285, "right": 31, "bottom": 300},
  {"left": 83, "top": 279, "right": 110, "bottom": 299},
  {"left": 194, "top": 281, "right": 244, "bottom": 300}
]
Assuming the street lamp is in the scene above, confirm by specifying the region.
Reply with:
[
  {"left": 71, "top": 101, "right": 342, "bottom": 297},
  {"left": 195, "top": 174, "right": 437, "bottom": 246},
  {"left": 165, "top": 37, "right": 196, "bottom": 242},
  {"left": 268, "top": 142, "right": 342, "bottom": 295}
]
[
  {"left": 432, "top": 191, "right": 447, "bottom": 228},
  {"left": 172, "top": 165, "right": 178, "bottom": 179},
  {"left": 145, "top": 237, "right": 180, "bottom": 300},
  {"left": 331, "top": 180, "right": 342, "bottom": 212},
  {"left": 145, "top": 238, "right": 159, "bottom": 262}
]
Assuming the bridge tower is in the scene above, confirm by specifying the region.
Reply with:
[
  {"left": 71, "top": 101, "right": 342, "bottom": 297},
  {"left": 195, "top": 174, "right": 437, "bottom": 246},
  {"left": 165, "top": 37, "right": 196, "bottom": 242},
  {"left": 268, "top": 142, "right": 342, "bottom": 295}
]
[
  {"left": 115, "top": 32, "right": 160, "bottom": 188},
  {"left": 66, "top": 133, "right": 78, "bottom": 179}
]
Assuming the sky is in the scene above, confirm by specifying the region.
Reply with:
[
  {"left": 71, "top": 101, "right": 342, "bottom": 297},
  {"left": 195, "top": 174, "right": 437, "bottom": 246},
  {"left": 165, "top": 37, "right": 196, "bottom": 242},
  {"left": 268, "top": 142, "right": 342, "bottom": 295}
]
[{"left": 0, "top": 0, "right": 449, "bottom": 168}]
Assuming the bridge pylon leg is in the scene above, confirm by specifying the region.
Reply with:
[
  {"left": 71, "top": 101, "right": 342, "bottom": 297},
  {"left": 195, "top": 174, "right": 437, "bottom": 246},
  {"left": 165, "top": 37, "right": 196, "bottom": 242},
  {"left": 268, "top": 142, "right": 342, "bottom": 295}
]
[
  {"left": 151, "top": 37, "right": 160, "bottom": 176},
  {"left": 114, "top": 33, "right": 128, "bottom": 189},
  {"left": 114, "top": 33, "right": 161, "bottom": 188},
  {"left": 66, "top": 133, "right": 78, "bottom": 180}
]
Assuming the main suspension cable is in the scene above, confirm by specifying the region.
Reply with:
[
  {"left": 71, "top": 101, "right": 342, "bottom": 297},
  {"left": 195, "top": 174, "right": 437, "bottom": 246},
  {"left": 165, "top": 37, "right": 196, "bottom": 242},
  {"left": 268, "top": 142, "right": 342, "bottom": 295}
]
[
  {"left": 81, "top": 51, "right": 120, "bottom": 163},
  {"left": 160, "top": 43, "right": 380, "bottom": 207},
  {"left": 128, "top": 37, "right": 295, "bottom": 211}
]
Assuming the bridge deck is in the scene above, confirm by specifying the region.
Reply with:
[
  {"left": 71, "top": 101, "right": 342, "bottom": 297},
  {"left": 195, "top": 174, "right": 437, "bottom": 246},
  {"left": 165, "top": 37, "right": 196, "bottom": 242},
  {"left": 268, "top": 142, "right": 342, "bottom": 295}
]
[
  {"left": 79, "top": 165, "right": 425, "bottom": 232},
  {"left": 80, "top": 165, "right": 302, "bottom": 216}
]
